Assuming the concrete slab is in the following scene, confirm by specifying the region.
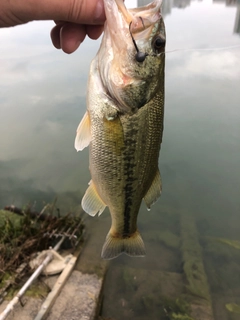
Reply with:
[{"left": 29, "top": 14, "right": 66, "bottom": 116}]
[{"left": 47, "top": 270, "right": 103, "bottom": 320}]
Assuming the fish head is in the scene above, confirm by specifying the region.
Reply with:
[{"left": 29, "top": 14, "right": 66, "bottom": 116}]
[{"left": 99, "top": 0, "right": 166, "bottom": 113}]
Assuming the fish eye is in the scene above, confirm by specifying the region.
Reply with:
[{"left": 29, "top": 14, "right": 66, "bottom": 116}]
[{"left": 153, "top": 36, "right": 166, "bottom": 51}]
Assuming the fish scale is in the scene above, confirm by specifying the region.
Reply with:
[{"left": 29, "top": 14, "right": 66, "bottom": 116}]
[{"left": 75, "top": 0, "right": 165, "bottom": 259}]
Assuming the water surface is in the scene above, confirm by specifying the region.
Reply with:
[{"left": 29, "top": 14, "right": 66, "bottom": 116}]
[{"left": 0, "top": 0, "right": 240, "bottom": 319}]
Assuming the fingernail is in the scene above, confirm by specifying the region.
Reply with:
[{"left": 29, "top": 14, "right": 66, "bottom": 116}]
[{"left": 94, "top": 0, "right": 106, "bottom": 23}]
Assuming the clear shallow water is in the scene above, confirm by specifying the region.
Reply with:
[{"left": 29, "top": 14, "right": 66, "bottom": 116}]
[{"left": 0, "top": 0, "right": 240, "bottom": 319}]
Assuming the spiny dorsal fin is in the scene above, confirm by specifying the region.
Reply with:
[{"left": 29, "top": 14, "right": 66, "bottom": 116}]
[
  {"left": 74, "top": 111, "right": 91, "bottom": 151},
  {"left": 81, "top": 180, "right": 106, "bottom": 216},
  {"left": 144, "top": 169, "right": 162, "bottom": 210}
]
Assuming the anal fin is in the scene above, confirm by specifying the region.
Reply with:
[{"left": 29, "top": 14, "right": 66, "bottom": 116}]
[
  {"left": 101, "top": 231, "right": 146, "bottom": 260},
  {"left": 81, "top": 180, "right": 106, "bottom": 216},
  {"left": 74, "top": 111, "right": 91, "bottom": 151},
  {"left": 144, "top": 169, "right": 162, "bottom": 210}
]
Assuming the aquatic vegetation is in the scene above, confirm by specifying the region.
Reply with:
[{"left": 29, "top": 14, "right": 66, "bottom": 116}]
[
  {"left": 101, "top": 208, "right": 217, "bottom": 320},
  {"left": 225, "top": 303, "right": 240, "bottom": 314},
  {"left": 147, "top": 229, "right": 180, "bottom": 249},
  {"left": 203, "top": 236, "right": 240, "bottom": 293},
  {"left": 171, "top": 314, "right": 194, "bottom": 320},
  {"left": 179, "top": 211, "right": 215, "bottom": 320},
  {"left": 141, "top": 296, "right": 194, "bottom": 320},
  {"left": 180, "top": 212, "right": 212, "bottom": 303},
  {"left": 109, "top": 265, "right": 195, "bottom": 319},
  {"left": 206, "top": 237, "right": 240, "bottom": 250},
  {"left": 162, "top": 298, "right": 194, "bottom": 320},
  {"left": 202, "top": 238, "right": 239, "bottom": 260}
]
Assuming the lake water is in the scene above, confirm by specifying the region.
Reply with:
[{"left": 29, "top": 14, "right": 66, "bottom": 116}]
[{"left": 1, "top": 0, "right": 240, "bottom": 319}]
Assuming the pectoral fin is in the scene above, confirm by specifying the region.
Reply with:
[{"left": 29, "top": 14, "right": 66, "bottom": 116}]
[
  {"left": 144, "top": 169, "right": 162, "bottom": 210},
  {"left": 81, "top": 180, "right": 106, "bottom": 216},
  {"left": 74, "top": 111, "right": 91, "bottom": 151}
]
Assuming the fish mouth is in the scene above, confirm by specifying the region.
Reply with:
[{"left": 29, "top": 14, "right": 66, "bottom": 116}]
[
  {"left": 100, "top": 0, "right": 164, "bottom": 112},
  {"left": 104, "top": 0, "right": 162, "bottom": 44}
]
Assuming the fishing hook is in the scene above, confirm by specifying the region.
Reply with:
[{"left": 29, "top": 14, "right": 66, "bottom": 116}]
[{"left": 129, "top": 20, "right": 148, "bottom": 63}]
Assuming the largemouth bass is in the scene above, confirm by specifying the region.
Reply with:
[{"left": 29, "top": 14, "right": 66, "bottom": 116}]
[{"left": 75, "top": 0, "right": 165, "bottom": 260}]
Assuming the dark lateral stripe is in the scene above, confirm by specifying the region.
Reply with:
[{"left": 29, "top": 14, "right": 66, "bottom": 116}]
[
  {"left": 123, "top": 179, "right": 135, "bottom": 236},
  {"left": 123, "top": 200, "right": 131, "bottom": 236},
  {"left": 122, "top": 116, "right": 139, "bottom": 236}
]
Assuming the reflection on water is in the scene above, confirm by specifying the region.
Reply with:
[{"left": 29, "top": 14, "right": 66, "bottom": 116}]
[
  {"left": 141, "top": 0, "right": 240, "bottom": 35},
  {"left": 0, "top": 0, "right": 240, "bottom": 319},
  {"left": 234, "top": 0, "right": 240, "bottom": 34}
]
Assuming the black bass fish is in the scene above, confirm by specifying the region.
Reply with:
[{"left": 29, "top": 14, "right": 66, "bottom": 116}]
[{"left": 75, "top": 0, "right": 165, "bottom": 259}]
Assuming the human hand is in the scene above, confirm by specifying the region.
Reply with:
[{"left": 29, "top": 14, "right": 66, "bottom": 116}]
[{"left": 0, "top": 0, "right": 106, "bottom": 53}]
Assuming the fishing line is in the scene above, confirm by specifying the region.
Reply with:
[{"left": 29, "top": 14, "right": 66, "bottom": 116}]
[{"left": 163, "top": 44, "right": 240, "bottom": 55}]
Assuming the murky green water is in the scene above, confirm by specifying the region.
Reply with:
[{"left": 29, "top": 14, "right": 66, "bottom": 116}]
[{"left": 1, "top": 0, "right": 240, "bottom": 319}]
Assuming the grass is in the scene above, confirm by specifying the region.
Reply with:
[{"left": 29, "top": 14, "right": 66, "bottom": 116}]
[{"left": 0, "top": 203, "right": 84, "bottom": 296}]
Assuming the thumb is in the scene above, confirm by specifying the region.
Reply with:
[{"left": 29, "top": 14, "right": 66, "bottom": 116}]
[
  {"left": 47, "top": 0, "right": 106, "bottom": 24},
  {"left": 6, "top": 0, "right": 105, "bottom": 26}
]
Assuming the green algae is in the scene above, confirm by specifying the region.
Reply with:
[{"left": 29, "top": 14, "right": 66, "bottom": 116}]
[
  {"left": 171, "top": 314, "right": 194, "bottom": 320},
  {"left": 147, "top": 229, "right": 180, "bottom": 249},
  {"left": 5, "top": 281, "right": 50, "bottom": 300},
  {"left": 207, "top": 237, "right": 240, "bottom": 250},
  {"left": 24, "top": 282, "right": 50, "bottom": 299},
  {"left": 140, "top": 295, "right": 194, "bottom": 319},
  {"left": 226, "top": 303, "right": 240, "bottom": 314},
  {"left": 109, "top": 265, "right": 194, "bottom": 320},
  {"left": 179, "top": 211, "right": 215, "bottom": 320},
  {"left": 180, "top": 212, "right": 211, "bottom": 302},
  {"left": 203, "top": 236, "right": 240, "bottom": 294}
]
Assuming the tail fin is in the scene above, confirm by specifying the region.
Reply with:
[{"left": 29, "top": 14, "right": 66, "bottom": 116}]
[{"left": 101, "top": 231, "right": 146, "bottom": 260}]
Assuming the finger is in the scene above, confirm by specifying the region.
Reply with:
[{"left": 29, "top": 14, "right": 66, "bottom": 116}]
[
  {"left": 50, "top": 24, "right": 63, "bottom": 49},
  {"left": 68, "top": 0, "right": 106, "bottom": 24},
  {"left": 60, "top": 23, "right": 87, "bottom": 54},
  {"left": 86, "top": 25, "right": 104, "bottom": 40}
]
